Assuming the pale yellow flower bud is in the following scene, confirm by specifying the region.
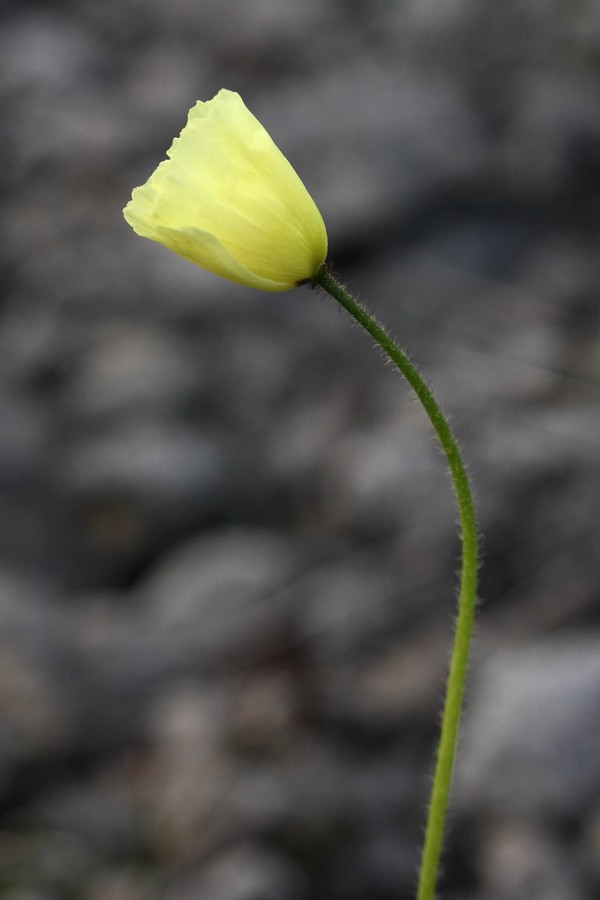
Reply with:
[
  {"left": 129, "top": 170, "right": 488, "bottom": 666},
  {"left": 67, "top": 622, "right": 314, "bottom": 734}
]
[{"left": 123, "top": 89, "right": 327, "bottom": 292}]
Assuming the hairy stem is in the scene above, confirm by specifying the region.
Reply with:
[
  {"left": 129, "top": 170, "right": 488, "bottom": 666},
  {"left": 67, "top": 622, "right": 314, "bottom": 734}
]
[{"left": 311, "top": 264, "right": 478, "bottom": 900}]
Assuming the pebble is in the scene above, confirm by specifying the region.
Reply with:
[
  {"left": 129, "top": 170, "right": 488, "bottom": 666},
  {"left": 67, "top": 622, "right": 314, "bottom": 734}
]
[
  {"left": 1, "top": 0, "right": 599, "bottom": 896},
  {"left": 456, "top": 636, "right": 600, "bottom": 819}
]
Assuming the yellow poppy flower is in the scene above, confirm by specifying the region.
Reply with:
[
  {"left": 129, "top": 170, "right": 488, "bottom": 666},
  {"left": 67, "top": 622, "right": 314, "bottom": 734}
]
[{"left": 123, "top": 89, "right": 327, "bottom": 292}]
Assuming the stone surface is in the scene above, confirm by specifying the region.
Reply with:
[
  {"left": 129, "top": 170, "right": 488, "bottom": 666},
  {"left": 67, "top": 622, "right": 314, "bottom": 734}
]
[
  {"left": 456, "top": 637, "right": 600, "bottom": 819},
  {"left": 0, "top": 0, "right": 599, "bottom": 897}
]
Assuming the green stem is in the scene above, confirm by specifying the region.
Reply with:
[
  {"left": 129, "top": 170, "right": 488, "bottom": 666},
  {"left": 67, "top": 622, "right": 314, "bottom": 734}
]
[{"left": 311, "top": 264, "right": 478, "bottom": 900}]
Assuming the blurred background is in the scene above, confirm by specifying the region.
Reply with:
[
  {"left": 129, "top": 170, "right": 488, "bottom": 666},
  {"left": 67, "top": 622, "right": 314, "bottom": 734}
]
[{"left": 1, "top": 0, "right": 600, "bottom": 898}]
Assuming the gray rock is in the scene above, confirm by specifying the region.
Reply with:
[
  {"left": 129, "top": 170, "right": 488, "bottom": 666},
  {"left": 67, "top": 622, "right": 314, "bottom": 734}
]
[
  {"left": 58, "top": 421, "right": 234, "bottom": 559},
  {"left": 141, "top": 681, "right": 236, "bottom": 858},
  {"left": 1, "top": 0, "right": 600, "bottom": 896},
  {"left": 0, "top": 11, "right": 103, "bottom": 93},
  {"left": 0, "top": 570, "right": 82, "bottom": 768},
  {"left": 456, "top": 636, "right": 600, "bottom": 818},
  {"left": 130, "top": 528, "right": 300, "bottom": 673},
  {"left": 228, "top": 743, "right": 417, "bottom": 839},
  {"left": 144, "top": 527, "right": 297, "bottom": 628},
  {"left": 164, "top": 843, "right": 308, "bottom": 900},
  {"left": 475, "top": 819, "right": 587, "bottom": 900},
  {"left": 290, "top": 554, "right": 402, "bottom": 665},
  {"left": 62, "top": 324, "right": 205, "bottom": 422}
]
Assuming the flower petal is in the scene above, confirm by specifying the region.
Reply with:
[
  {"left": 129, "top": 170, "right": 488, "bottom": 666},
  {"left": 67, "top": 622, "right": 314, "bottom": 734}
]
[{"left": 124, "top": 90, "right": 327, "bottom": 291}]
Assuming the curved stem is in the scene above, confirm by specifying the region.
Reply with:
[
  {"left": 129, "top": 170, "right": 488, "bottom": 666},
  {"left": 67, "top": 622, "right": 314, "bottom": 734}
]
[{"left": 311, "top": 264, "right": 478, "bottom": 900}]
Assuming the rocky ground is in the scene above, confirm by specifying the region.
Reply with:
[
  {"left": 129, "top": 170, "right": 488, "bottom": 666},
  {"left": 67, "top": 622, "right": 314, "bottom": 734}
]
[{"left": 1, "top": 1, "right": 600, "bottom": 898}]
